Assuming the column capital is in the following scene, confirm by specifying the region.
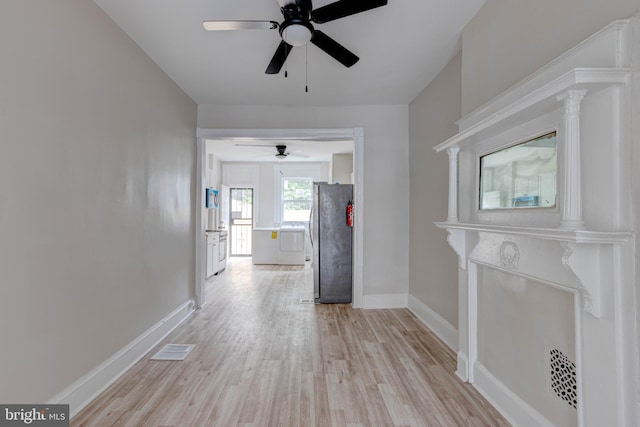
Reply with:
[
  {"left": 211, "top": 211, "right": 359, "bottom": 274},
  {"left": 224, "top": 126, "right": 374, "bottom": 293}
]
[{"left": 556, "top": 89, "right": 588, "bottom": 113}]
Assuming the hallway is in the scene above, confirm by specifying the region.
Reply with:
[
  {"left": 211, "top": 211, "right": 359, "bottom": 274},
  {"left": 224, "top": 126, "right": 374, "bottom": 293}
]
[{"left": 72, "top": 259, "right": 508, "bottom": 426}]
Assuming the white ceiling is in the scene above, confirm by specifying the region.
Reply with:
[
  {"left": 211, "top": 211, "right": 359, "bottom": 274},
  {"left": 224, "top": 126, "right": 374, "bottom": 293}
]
[{"left": 92, "top": 0, "right": 485, "bottom": 106}]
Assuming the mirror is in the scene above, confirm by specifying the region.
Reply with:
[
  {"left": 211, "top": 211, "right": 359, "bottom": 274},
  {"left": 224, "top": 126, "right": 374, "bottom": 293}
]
[{"left": 479, "top": 132, "right": 557, "bottom": 210}]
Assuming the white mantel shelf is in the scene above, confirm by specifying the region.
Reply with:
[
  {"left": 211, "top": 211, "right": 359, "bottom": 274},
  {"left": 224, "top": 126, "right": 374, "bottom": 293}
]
[
  {"left": 433, "top": 67, "right": 630, "bottom": 153},
  {"left": 435, "top": 222, "right": 632, "bottom": 245}
]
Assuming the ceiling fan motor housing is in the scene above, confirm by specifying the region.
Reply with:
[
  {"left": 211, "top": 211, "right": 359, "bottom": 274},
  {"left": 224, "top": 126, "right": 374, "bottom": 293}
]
[
  {"left": 279, "top": 1, "right": 314, "bottom": 46},
  {"left": 275, "top": 145, "right": 288, "bottom": 159}
]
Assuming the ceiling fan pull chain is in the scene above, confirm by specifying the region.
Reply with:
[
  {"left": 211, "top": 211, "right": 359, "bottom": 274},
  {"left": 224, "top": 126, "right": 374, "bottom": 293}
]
[
  {"left": 305, "top": 44, "right": 309, "bottom": 93},
  {"left": 284, "top": 28, "right": 288, "bottom": 78}
]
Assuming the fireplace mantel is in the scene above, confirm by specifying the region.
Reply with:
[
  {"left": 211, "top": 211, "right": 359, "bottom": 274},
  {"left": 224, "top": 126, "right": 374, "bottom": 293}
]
[
  {"left": 435, "top": 222, "right": 631, "bottom": 244},
  {"left": 436, "top": 220, "right": 632, "bottom": 317},
  {"left": 434, "top": 68, "right": 630, "bottom": 154},
  {"left": 432, "top": 17, "right": 638, "bottom": 427}
]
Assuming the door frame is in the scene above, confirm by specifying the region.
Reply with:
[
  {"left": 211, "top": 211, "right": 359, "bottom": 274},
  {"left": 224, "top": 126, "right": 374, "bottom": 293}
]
[
  {"left": 195, "top": 128, "right": 364, "bottom": 308},
  {"left": 228, "top": 187, "right": 254, "bottom": 257}
]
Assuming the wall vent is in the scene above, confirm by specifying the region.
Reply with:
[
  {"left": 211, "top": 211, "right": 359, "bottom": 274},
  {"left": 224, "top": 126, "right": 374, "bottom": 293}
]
[{"left": 550, "top": 349, "right": 577, "bottom": 409}]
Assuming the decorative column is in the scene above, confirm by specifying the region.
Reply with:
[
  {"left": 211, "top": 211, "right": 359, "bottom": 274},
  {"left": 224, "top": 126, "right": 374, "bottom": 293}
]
[
  {"left": 446, "top": 146, "right": 460, "bottom": 223},
  {"left": 557, "top": 90, "right": 587, "bottom": 230}
]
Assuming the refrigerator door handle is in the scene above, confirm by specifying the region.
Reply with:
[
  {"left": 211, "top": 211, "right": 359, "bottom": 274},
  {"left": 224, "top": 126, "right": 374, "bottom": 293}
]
[{"left": 308, "top": 207, "right": 314, "bottom": 247}]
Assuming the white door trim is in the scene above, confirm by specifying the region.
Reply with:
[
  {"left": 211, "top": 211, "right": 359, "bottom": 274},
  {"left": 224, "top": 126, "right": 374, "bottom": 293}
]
[
  {"left": 194, "top": 132, "right": 206, "bottom": 308},
  {"left": 195, "top": 128, "right": 365, "bottom": 308}
]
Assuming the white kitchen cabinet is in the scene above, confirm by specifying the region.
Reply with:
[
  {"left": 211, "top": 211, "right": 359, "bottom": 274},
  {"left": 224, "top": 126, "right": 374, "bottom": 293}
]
[
  {"left": 278, "top": 228, "right": 305, "bottom": 265},
  {"left": 252, "top": 228, "right": 280, "bottom": 264},
  {"left": 206, "top": 232, "right": 219, "bottom": 278}
]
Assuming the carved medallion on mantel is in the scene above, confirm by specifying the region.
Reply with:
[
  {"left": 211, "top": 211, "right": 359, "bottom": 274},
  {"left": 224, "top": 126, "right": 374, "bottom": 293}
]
[{"left": 499, "top": 241, "right": 519, "bottom": 270}]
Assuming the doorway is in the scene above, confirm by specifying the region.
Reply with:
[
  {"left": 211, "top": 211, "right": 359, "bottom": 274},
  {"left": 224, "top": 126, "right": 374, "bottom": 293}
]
[
  {"left": 195, "top": 128, "right": 364, "bottom": 309},
  {"left": 230, "top": 188, "right": 253, "bottom": 256}
]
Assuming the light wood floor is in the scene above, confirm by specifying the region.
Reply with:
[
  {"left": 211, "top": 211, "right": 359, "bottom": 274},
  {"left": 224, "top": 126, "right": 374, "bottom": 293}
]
[{"left": 72, "top": 258, "right": 509, "bottom": 427}]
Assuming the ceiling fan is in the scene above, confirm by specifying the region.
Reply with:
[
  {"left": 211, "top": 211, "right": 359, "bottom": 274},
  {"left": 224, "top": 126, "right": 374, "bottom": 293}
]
[
  {"left": 203, "top": 0, "right": 388, "bottom": 74},
  {"left": 236, "top": 143, "right": 310, "bottom": 159}
]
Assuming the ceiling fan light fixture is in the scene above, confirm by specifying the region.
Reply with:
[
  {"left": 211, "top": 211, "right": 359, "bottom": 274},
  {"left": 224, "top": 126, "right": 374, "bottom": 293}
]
[
  {"left": 280, "top": 20, "right": 313, "bottom": 46},
  {"left": 275, "top": 144, "right": 289, "bottom": 159}
]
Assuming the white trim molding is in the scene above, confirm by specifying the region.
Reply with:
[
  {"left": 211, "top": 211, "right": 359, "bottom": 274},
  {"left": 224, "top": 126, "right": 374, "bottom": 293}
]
[
  {"left": 407, "top": 295, "right": 458, "bottom": 352},
  {"left": 473, "top": 363, "right": 556, "bottom": 427},
  {"left": 362, "top": 293, "right": 408, "bottom": 309},
  {"left": 195, "top": 128, "right": 365, "bottom": 308},
  {"left": 434, "top": 18, "right": 639, "bottom": 427},
  {"left": 50, "top": 299, "right": 196, "bottom": 418}
]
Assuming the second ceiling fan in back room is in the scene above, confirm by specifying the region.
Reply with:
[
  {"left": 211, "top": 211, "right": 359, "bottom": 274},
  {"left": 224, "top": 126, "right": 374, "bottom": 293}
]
[
  {"left": 235, "top": 142, "right": 310, "bottom": 160},
  {"left": 203, "top": 0, "right": 388, "bottom": 75}
]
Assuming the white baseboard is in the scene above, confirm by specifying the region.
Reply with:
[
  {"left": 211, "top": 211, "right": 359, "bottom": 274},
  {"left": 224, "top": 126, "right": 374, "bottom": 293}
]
[
  {"left": 407, "top": 295, "right": 458, "bottom": 352},
  {"left": 456, "top": 352, "right": 469, "bottom": 382},
  {"left": 473, "top": 362, "right": 555, "bottom": 427},
  {"left": 362, "top": 293, "right": 408, "bottom": 309},
  {"left": 49, "top": 299, "right": 196, "bottom": 418}
]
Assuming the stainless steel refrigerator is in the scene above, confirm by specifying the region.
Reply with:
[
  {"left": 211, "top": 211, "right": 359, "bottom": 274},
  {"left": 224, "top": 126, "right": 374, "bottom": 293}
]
[{"left": 311, "top": 183, "right": 353, "bottom": 303}]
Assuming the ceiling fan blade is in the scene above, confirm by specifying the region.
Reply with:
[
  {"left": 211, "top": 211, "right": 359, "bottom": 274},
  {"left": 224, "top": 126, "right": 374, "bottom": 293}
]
[
  {"left": 202, "top": 20, "right": 278, "bottom": 31},
  {"left": 311, "top": 30, "right": 359, "bottom": 68},
  {"left": 288, "top": 153, "right": 310, "bottom": 159},
  {"left": 266, "top": 41, "right": 293, "bottom": 74},
  {"left": 311, "top": 0, "right": 387, "bottom": 24}
]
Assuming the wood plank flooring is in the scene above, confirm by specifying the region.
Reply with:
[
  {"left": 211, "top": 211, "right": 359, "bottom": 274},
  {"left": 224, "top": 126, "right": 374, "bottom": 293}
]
[{"left": 72, "top": 258, "right": 509, "bottom": 426}]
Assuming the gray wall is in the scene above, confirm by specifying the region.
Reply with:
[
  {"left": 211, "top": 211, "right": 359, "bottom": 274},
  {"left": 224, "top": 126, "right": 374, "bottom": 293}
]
[
  {"left": 461, "top": 0, "right": 639, "bottom": 114},
  {"left": 0, "top": 0, "right": 197, "bottom": 402},
  {"left": 408, "top": 53, "right": 462, "bottom": 328}
]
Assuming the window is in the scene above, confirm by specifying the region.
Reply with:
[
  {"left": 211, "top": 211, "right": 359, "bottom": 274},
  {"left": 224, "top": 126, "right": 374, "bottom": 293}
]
[
  {"left": 479, "top": 132, "right": 557, "bottom": 209},
  {"left": 282, "top": 177, "right": 313, "bottom": 222}
]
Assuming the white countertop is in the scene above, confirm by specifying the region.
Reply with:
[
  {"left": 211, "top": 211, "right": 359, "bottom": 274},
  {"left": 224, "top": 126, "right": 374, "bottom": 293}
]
[{"left": 253, "top": 227, "right": 306, "bottom": 233}]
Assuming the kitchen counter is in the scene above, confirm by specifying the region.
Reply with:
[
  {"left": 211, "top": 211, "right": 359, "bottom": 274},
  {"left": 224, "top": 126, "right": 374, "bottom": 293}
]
[{"left": 252, "top": 227, "right": 305, "bottom": 265}]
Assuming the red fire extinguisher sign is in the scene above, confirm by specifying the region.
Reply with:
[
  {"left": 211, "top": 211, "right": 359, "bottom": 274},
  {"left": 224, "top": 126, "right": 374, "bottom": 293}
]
[{"left": 346, "top": 201, "right": 354, "bottom": 227}]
